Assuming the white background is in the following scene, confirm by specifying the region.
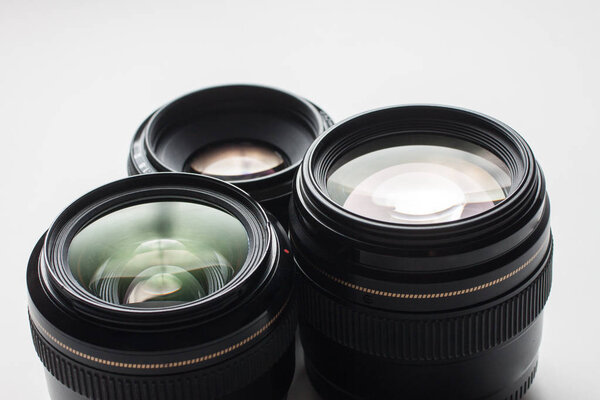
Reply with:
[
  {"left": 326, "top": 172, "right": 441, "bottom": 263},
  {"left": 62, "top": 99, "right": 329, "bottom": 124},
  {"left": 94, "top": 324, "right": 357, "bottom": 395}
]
[{"left": 1, "top": 0, "right": 599, "bottom": 398}]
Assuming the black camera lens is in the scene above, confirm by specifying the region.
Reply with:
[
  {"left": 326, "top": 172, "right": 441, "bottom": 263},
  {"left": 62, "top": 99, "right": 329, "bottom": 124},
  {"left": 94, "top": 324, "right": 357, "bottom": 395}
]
[
  {"left": 128, "top": 85, "right": 333, "bottom": 224},
  {"left": 290, "top": 106, "right": 553, "bottom": 400},
  {"left": 28, "top": 173, "right": 296, "bottom": 400}
]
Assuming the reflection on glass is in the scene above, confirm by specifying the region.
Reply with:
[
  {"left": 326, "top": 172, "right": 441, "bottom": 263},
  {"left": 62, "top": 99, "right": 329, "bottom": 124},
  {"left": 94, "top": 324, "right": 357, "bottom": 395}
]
[
  {"left": 327, "top": 141, "right": 511, "bottom": 224},
  {"left": 186, "top": 141, "right": 287, "bottom": 180},
  {"left": 68, "top": 201, "right": 249, "bottom": 308}
]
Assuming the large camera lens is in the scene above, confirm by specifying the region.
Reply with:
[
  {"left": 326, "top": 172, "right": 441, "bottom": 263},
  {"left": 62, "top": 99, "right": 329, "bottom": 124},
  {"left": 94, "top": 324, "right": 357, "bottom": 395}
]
[
  {"left": 28, "top": 173, "right": 296, "bottom": 400},
  {"left": 290, "top": 106, "right": 552, "bottom": 399},
  {"left": 128, "top": 85, "right": 332, "bottom": 224}
]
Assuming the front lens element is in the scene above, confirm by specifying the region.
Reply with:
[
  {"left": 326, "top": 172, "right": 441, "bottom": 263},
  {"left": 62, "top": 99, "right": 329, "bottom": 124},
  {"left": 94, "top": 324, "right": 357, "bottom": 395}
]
[
  {"left": 185, "top": 141, "right": 287, "bottom": 180},
  {"left": 68, "top": 201, "right": 249, "bottom": 308},
  {"left": 327, "top": 139, "right": 511, "bottom": 224}
]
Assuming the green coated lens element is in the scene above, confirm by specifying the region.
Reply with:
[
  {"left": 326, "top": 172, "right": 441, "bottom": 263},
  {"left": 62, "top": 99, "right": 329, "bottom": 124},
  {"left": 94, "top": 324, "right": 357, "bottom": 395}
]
[
  {"left": 326, "top": 137, "right": 511, "bottom": 225},
  {"left": 68, "top": 201, "right": 249, "bottom": 308}
]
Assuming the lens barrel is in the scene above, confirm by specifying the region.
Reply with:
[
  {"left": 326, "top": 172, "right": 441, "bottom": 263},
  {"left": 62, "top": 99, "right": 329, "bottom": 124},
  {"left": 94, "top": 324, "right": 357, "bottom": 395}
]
[
  {"left": 128, "top": 85, "right": 333, "bottom": 225},
  {"left": 290, "top": 105, "right": 552, "bottom": 399},
  {"left": 28, "top": 173, "right": 296, "bottom": 400}
]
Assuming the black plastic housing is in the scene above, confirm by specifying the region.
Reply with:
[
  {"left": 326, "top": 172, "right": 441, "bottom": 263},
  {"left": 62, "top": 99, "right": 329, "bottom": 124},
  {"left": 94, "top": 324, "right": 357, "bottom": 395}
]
[
  {"left": 290, "top": 105, "right": 553, "bottom": 399},
  {"left": 28, "top": 173, "right": 296, "bottom": 400},
  {"left": 128, "top": 85, "right": 333, "bottom": 225}
]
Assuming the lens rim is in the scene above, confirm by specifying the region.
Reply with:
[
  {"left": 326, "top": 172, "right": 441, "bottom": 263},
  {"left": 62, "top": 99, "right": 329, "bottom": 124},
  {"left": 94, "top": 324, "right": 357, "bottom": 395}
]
[
  {"left": 298, "top": 105, "right": 542, "bottom": 249},
  {"left": 40, "top": 173, "right": 273, "bottom": 323}
]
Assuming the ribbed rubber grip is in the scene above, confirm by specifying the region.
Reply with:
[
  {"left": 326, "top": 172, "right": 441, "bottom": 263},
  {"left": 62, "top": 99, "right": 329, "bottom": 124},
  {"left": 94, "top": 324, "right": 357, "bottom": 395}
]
[
  {"left": 298, "top": 248, "right": 552, "bottom": 362},
  {"left": 30, "top": 302, "right": 296, "bottom": 400},
  {"left": 506, "top": 362, "right": 537, "bottom": 400}
]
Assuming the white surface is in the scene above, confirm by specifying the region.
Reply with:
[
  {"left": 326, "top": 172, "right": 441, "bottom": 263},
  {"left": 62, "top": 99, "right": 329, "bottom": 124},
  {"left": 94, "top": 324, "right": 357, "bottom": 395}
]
[{"left": 1, "top": 0, "right": 599, "bottom": 398}]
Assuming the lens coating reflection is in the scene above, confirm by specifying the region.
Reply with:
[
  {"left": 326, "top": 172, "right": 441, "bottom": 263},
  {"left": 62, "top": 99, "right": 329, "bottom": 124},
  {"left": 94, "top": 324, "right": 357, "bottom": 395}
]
[
  {"left": 185, "top": 141, "right": 287, "bottom": 180},
  {"left": 68, "top": 201, "right": 249, "bottom": 308},
  {"left": 327, "top": 139, "right": 511, "bottom": 224}
]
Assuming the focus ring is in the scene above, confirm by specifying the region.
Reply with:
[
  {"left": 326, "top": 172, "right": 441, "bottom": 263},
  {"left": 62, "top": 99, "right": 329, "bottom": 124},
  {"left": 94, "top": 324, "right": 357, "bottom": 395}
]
[
  {"left": 30, "top": 302, "right": 296, "bottom": 400},
  {"left": 297, "top": 246, "right": 552, "bottom": 362}
]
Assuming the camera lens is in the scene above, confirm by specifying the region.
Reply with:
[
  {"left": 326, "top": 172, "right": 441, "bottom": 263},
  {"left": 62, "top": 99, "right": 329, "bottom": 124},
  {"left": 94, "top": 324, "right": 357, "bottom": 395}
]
[
  {"left": 290, "top": 106, "right": 553, "bottom": 399},
  {"left": 28, "top": 173, "right": 296, "bottom": 400},
  {"left": 128, "top": 85, "right": 332, "bottom": 224}
]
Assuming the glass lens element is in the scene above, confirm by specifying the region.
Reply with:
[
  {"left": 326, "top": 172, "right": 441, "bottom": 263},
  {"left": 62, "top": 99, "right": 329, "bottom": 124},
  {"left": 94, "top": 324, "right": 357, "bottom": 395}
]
[
  {"left": 185, "top": 141, "right": 287, "bottom": 180},
  {"left": 326, "top": 139, "right": 511, "bottom": 224},
  {"left": 68, "top": 201, "right": 249, "bottom": 308}
]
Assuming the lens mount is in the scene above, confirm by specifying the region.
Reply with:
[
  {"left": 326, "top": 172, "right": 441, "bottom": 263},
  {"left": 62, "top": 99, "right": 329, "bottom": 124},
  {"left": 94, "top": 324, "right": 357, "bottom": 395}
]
[
  {"left": 42, "top": 173, "right": 271, "bottom": 321},
  {"left": 28, "top": 173, "right": 296, "bottom": 400}
]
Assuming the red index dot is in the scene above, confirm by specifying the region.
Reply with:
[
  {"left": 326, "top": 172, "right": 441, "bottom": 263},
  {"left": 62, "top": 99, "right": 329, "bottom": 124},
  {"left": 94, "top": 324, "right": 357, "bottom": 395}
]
[{"left": 283, "top": 249, "right": 290, "bottom": 254}]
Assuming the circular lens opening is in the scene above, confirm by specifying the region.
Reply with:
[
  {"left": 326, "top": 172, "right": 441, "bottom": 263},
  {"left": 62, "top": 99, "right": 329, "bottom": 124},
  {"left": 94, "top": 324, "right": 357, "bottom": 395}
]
[
  {"left": 139, "top": 86, "right": 326, "bottom": 182},
  {"left": 184, "top": 140, "right": 288, "bottom": 180},
  {"left": 326, "top": 136, "right": 511, "bottom": 224},
  {"left": 67, "top": 201, "right": 249, "bottom": 308}
]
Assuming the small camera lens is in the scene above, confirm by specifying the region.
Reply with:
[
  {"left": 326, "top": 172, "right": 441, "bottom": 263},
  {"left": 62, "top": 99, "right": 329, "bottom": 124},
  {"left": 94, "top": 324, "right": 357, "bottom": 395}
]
[
  {"left": 291, "top": 105, "right": 553, "bottom": 400},
  {"left": 128, "top": 85, "right": 332, "bottom": 224},
  {"left": 28, "top": 173, "right": 296, "bottom": 400}
]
